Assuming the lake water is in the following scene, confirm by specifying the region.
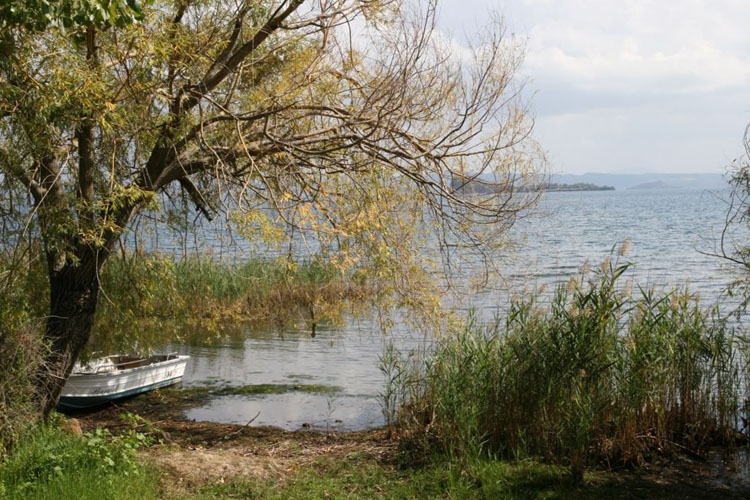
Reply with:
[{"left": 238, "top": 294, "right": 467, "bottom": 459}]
[{"left": 171, "top": 187, "right": 743, "bottom": 430}]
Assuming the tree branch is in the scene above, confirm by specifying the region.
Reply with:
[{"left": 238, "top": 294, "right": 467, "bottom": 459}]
[
  {"left": 1, "top": 148, "right": 46, "bottom": 202},
  {"left": 178, "top": 177, "right": 213, "bottom": 219},
  {"left": 77, "top": 25, "right": 98, "bottom": 210},
  {"left": 180, "top": 0, "right": 304, "bottom": 113}
]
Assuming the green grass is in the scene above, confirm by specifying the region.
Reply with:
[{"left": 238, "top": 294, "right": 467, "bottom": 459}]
[
  {"left": 0, "top": 422, "right": 159, "bottom": 500},
  {"left": 189, "top": 456, "right": 570, "bottom": 500},
  {"left": 188, "top": 454, "right": 735, "bottom": 500}
]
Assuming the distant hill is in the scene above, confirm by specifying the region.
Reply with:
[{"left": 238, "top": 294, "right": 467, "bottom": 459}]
[
  {"left": 627, "top": 180, "right": 673, "bottom": 190},
  {"left": 551, "top": 173, "right": 727, "bottom": 191}
]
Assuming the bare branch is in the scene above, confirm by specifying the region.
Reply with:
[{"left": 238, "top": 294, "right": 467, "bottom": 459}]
[{"left": 180, "top": 0, "right": 305, "bottom": 114}]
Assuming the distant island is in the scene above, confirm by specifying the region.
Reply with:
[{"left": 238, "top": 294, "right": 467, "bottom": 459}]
[
  {"left": 552, "top": 172, "right": 727, "bottom": 191},
  {"left": 542, "top": 182, "right": 615, "bottom": 192},
  {"left": 451, "top": 176, "right": 615, "bottom": 194}
]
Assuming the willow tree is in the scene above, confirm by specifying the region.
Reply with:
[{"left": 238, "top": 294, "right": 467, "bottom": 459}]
[
  {"left": 0, "top": 0, "right": 543, "bottom": 416},
  {"left": 719, "top": 124, "right": 750, "bottom": 310}
]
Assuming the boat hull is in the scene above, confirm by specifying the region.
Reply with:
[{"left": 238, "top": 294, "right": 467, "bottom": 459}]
[{"left": 58, "top": 355, "right": 189, "bottom": 410}]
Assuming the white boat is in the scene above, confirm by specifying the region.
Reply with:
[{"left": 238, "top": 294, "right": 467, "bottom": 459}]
[{"left": 58, "top": 354, "right": 190, "bottom": 409}]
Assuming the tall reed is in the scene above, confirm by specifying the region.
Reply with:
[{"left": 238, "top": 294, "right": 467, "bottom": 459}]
[
  {"left": 397, "top": 259, "right": 747, "bottom": 475},
  {"left": 90, "top": 253, "right": 366, "bottom": 352},
  {"left": 0, "top": 250, "right": 365, "bottom": 355}
]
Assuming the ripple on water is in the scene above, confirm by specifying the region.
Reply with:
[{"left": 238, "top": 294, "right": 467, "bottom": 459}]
[{"left": 173, "top": 188, "right": 745, "bottom": 430}]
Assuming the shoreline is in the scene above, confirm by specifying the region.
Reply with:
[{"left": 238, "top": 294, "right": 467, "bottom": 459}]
[{"left": 64, "top": 389, "right": 750, "bottom": 499}]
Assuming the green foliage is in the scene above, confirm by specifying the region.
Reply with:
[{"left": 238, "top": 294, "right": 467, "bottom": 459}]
[
  {"left": 397, "top": 259, "right": 747, "bottom": 473},
  {"left": 0, "top": 419, "right": 158, "bottom": 499},
  {"left": 0, "top": 0, "right": 147, "bottom": 32}
]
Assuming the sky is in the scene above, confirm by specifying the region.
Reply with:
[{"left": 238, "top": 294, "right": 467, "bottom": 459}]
[{"left": 437, "top": 0, "right": 750, "bottom": 175}]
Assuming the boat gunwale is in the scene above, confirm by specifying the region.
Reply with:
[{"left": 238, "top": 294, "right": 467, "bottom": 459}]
[{"left": 69, "top": 355, "right": 189, "bottom": 378}]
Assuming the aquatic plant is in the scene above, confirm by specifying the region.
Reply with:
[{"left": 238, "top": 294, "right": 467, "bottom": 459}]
[
  {"left": 90, "top": 253, "right": 369, "bottom": 352},
  {"left": 0, "top": 250, "right": 367, "bottom": 357},
  {"left": 396, "top": 258, "right": 749, "bottom": 478}
]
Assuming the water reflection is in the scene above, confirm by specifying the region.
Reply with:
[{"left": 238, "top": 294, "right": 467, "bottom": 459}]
[
  {"left": 185, "top": 393, "right": 382, "bottom": 431},
  {"left": 170, "top": 319, "right": 427, "bottom": 430}
]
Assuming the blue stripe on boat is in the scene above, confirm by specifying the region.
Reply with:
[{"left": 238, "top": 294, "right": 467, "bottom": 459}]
[{"left": 57, "top": 376, "right": 183, "bottom": 410}]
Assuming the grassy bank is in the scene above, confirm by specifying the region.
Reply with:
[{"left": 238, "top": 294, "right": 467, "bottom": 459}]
[
  {"left": 188, "top": 453, "right": 742, "bottom": 500},
  {"left": 4, "top": 402, "right": 748, "bottom": 500},
  {"left": 6, "top": 416, "right": 744, "bottom": 500},
  {"left": 187, "top": 456, "right": 634, "bottom": 499},
  {"left": 390, "top": 260, "right": 750, "bottom": 480},
  {"left": 0, "top": 418, "right": 159, "bottom": 500}
]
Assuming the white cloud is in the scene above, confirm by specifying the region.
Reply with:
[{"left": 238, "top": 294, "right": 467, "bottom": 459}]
[
  {"left": 435, "top": 0, "right": 750, "bottom": 173},
  {"left": 521, "top": 0, "right": 750, "bottom": 94}
]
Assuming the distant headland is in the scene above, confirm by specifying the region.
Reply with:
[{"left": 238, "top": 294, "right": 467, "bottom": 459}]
[
  {"left": 552, "top": 172, "right": 727, "bottom": 191},
  {"left": 451, "top": 172, "right": 727, "bottom": 194},
  {"left": 543, "top": 182, "right": 615, "bottom": 192},
  {"left": 451, "top": 176, "right": 614, "bottom": 193}
]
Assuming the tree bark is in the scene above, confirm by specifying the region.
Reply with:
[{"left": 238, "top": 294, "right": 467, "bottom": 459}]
[{"left": 36, "top": 257, "right": 101, "bottom": 418}]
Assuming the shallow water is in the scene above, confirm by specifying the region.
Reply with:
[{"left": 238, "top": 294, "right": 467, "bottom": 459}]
[
  {"left": 170, "top": 187, "right": 743, "bottom": 430},
  {"left": 173, "top": 321, "right": 429, "bottom": 430}
]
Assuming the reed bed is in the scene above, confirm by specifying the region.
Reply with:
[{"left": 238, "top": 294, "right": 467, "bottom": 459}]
[
  {"left": 0, "top": 251, "right": 366, "bottom": 355},
  {"left": 99, "top": 253, "right": 352, "bottom": 314},
  {"left": 394, "top": 260, "right": 749, "bottom": 477},
  {"left": 90, "top": 253, "right": 368, "bottom": 351}
]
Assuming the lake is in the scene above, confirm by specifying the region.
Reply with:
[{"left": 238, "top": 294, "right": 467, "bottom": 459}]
[{"left": 170, "top": 187, "right": 743, "bottom": 430}]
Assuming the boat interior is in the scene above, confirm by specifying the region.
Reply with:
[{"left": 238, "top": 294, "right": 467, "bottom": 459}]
[{"left": 107, "top": 354, "right": 180, "bottom": 370}]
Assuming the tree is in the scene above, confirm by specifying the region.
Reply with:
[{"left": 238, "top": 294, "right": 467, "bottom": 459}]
[
  {"left": 719, "top": 124, "right": 750, "bottom": 310},
  {"left": 0, "top": 0, "right": 543, "bottom": 417}
]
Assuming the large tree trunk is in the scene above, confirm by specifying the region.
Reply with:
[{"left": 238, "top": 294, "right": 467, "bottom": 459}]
[{"left": 36, "top": 258, "right": 101, "bottom": 418}]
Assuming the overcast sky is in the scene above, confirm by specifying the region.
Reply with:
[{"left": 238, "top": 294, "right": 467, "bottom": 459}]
[{"left": 437, "top": 0, "right": 750, "bottom": 175}]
